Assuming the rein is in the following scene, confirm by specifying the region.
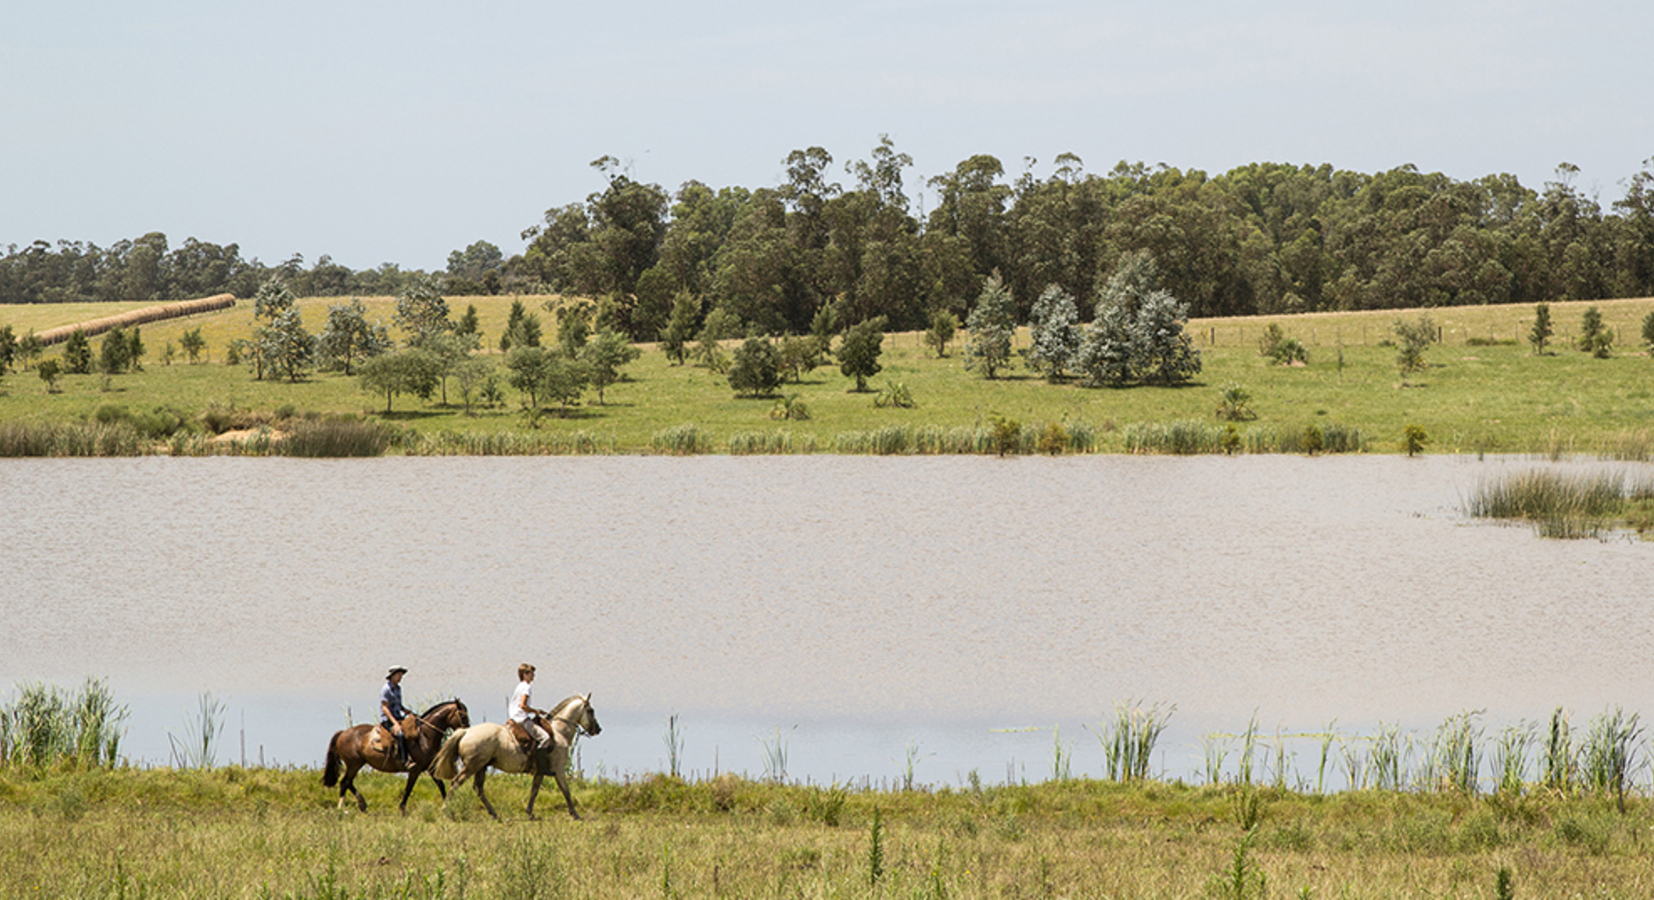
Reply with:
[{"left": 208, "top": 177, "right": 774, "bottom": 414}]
[{"left": 550, "top": 702, "right": 591, "bottom": 736}]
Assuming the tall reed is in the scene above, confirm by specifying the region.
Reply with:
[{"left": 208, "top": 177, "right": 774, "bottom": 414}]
[
  {"left": 168, "top": 692, "right": 227, "bottom": 769},
  {"left": 1422, "top": 710, "right": 1483, "bottom": 795},
  {"left": 1369, "top": 723, "right": 1407, "bottom": 791},
  {"left": 1580, "top": 707, "right": 1642, "bottom": 812},
  {"left": 1492, "top": 722, "right": 1535, "bottom": 795},
  {"left": 1542, "top": 707, "right": 1574, "bottom": 794},
  {"left": 1096, "top": 701, "right": 1175, "bottom": 782}
]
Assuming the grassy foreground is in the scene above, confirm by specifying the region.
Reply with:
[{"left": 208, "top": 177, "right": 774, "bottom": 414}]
[
  {"left": 3, "top": 765, "right": 1652, "bottom": 899},
  {"left": 3, "top": 295, "right": 1654, "bottom": 455}
]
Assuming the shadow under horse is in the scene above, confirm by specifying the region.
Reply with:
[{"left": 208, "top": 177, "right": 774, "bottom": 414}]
[
  {"left": 431, "top": 693, "right": 600, "bottom": 820},
  {"left": 322, "top": 699, "right": 470, "bottom": 813}
]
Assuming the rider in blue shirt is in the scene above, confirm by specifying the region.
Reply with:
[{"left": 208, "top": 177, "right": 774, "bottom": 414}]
[{"left": 380, "top": 666, "right": 411, "bottom": 769}]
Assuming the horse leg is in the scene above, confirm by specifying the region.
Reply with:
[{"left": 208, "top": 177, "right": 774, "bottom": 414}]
[
  {"left": 341, "top": 762, "right": 368, "bottom": 812},
  {"left": 473, "top": 768, "right": 500, "bottom": 821},
  {"left": 553, "top": 768, "right": 581, "bottom": 820},
  {"left": 526, "top": 772, "right": 542, "bottom": 821},
  {"left": 399, "top": 768, "right": 421, "bottom": 815}
]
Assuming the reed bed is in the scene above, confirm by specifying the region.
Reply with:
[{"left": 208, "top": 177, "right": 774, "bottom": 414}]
[
  {"left": 276, "top": 418, "right": 400, "bottom": 458},
  {"left": 727, "top": 430, "right": 817, "bottom": 454},
  {"left": 0, "top": 679, "right": 125, "bottom": 768},
  {"left": 650, "top": 423, "right": 709, "bottom": 454},
  {"left": 0, "top": 421, "right": 154, "bottom": 457},
  {"left": 1464, "top": 468, "right": 1654, "bottom": 537},
  {"left": 407, "top": 429, "right": 614, "bottom": 456}
]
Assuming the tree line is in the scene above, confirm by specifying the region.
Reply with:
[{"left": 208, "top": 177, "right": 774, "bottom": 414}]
[{"left": 9, "top": 142, "right": 1654, "bottom": 343}]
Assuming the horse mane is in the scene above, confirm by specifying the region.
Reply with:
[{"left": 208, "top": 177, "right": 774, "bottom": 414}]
[
  {"left": 546, "top": 695, "right": 581, "bottom": 717},
  {"left": 420, "top": 698, "right": 461, "bottom": 717}
]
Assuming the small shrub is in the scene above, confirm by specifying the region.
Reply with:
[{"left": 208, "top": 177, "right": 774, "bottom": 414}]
[
  {"left": 1302, "top": 424, "right": 1324, "bottom": 455},
  {"left": 1035, "top": 422, "right": 1069, "bottom": 455},
  {"left": 769, "top": 394, "right": 810, "bottom": 421},
  {"left": 1215, "top": 383, "right": 1256, "bottom": 421},
  {"left": 1404, "top": 424, "right": 1428, "bottom": 457},
  {"left": 989, "top": 415, "right": 1021, "bottom": 456},
  {"left": 873, "top": 381, "right": 915, "bottom": 409}
]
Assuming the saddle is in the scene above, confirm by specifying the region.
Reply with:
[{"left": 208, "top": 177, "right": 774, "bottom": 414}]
[
  {"left": 507, "top": 717, "right": 555, "bottom": 771},
  {"left": 369, "top": 715, "right": 417, "bottom": 757}
]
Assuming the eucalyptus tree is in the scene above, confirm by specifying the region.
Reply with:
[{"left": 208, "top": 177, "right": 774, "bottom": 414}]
[
  {"left": 579, "top": 329, "right": 640, "bottom": 404},
  {"left": 1075, "top": 253, "right": 1200, "bottom": 386},
  {"left": 927, "top": 154, "right": 1011, "bottom": 282},
  {"left": 836, "top": 316, "right": 886, "bottom": 392},
  {"left": 1025, "top": 285, "right": 1081, "bottom": 380},
  {"left": 318, "top": 298, "right": 391, "bottom": 375},
  {"left": 659, "top": 292, "right": 699, "bottom": 365},
  {"left": 393, "top": 275, "right": 453, "bottom": 348},
  {"left": 358, "top": 350, "right": 439, "bottom": 413},
  {"left": 964, "top": 273, "right": 1016, "bottom": 378}
]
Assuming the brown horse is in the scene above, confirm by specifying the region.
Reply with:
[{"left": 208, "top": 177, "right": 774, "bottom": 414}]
[{"left": 322, "top": 699, "right": 470, "bottom": 813}]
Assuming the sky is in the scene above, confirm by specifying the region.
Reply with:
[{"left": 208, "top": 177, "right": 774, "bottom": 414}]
[{"left": 3, "top": 0, "right": 1652, "bottom": 273}]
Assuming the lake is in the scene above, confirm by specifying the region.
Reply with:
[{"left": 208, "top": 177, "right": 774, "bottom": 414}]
[{"left": 2, "top": 454, "right": 1648, "bottom": 788}]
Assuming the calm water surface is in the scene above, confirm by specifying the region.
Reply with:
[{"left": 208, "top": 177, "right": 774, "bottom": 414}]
[{"left": 2, "top": 455, "right": 1649, "bottom": 785}]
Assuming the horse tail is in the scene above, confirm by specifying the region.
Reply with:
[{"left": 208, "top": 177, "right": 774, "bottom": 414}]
[
  {"left": 432, "top": 728, "right": 465, "bottom": 782},
  {"left": 321, "top": 732, "right": 342, "bottom": 787}
]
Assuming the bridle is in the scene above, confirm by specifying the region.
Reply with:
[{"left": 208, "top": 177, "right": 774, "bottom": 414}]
[{"left": 550, "top": 700, "right": 594, "bottom": 737}]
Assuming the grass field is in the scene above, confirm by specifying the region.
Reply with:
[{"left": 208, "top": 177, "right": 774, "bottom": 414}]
[
  {"left": 3, "top": 763, "right": 1653, "bottom": 898},
  {"left": 4, "top": 295, "right": 1654, "bottom": 455}
]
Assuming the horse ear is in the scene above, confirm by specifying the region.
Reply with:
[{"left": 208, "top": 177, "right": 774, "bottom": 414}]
[{"left": 584, "top": 692, "right": 592, "bottom": 703}]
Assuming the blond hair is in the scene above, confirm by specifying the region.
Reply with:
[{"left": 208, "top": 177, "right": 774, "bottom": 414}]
[{"left": 517, "top": 663, "right": 536, "bottom": 681}]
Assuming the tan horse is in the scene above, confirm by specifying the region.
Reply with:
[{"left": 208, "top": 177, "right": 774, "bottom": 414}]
[
  {"left": 431, "top": 693, "right": 601, "bottom": 820},
  {"left": 322, "top": 699, "right": 470, "bottom": 813}
]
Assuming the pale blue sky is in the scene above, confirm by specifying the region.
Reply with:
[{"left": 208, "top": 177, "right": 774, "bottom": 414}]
[{"left": 3, "top": 0, "right": 1651, "bottom": 272}]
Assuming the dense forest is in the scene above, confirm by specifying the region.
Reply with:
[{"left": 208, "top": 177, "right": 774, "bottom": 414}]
[{"left": 7, "top": 141, "right": 1654, "bottom": 342}]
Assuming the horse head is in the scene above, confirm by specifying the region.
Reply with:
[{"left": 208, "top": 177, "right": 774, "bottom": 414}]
[
  {"left": 422, "top": 699, "right": 470, "bottom": 730},
  {"left": 578, "top": 693, "right": 601, "bottom": 736}
]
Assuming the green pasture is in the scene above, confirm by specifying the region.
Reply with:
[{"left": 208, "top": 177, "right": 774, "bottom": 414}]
[
  {"left": 3, "top": 764, "right": 1653, "bottom": 898},
  {"left": 4, "top": 295, "right": 1654, "bottom": 455}
]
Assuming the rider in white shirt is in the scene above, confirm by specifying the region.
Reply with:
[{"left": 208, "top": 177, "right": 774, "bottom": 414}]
[{"left": 510, "top": 663, "right": 552, "bottom": 750}]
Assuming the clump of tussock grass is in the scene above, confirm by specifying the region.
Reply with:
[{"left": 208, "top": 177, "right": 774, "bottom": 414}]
[
  {"left": 727, "top": 430, "right": 816, "bottom": 454},
  {"left": 651, "top": 423, "right": 708, "bottom": 454},
  {"left": 0, "top": 678, "right": 127, "bottom": 769}
]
